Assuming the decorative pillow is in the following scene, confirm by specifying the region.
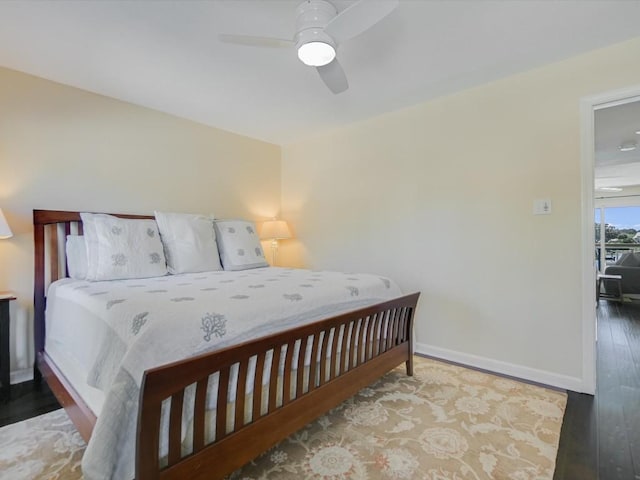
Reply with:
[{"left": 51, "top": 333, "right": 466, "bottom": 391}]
[
  {"left": 81, "top": 213, "right": 167, "bottom": 281},
  {"left": 66, "top": 235, "right": 88, "bottom": 280},
  {"left": 213, "top": 219, "right": 268, "bottom": 271},
  {"left": 154, "top": 211, "right": 222, "bottom": 274}
]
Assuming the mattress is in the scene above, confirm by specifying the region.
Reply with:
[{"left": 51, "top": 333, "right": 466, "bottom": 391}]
[
  {"left": 45, "top": 287, "right": 110, "bottom": 415},
  {"left": 44, "top": 266, "right": 402, "bottom": 480}
]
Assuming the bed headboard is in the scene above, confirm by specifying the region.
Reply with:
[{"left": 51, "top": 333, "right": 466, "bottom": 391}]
[{"left": 33, "top": 209, "right": 153, "bottom": 353}]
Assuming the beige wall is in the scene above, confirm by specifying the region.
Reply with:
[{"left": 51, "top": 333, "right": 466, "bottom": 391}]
[
  {"left": 4, "top": 35, "right": 640, "bottom": 391},
  {"left": 0, "top": 67, "right": 281, "bottom": 379},
  {"left": 281, "top": 36, "right": 640, "bottom": 391}
]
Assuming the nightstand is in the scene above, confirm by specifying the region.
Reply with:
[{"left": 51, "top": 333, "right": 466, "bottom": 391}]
[{"left": 0, "top": 292, "right": 16, "bottom": 402}]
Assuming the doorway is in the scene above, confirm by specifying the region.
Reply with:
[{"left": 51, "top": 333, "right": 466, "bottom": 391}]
[{"left": 580, "top": 86, "right": 640, "bottom": 395}]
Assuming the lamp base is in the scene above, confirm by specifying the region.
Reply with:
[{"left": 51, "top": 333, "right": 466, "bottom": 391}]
[{"left": 271, "top": 239, "right": 278, "bottom": 266}]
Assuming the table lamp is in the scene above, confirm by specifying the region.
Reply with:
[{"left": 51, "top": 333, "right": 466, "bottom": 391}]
[
  {"left": 260, "top": 219, "right": 291, "bottom": 266},
  {"left": 0, "top": 209, "right": 12, "bottom": 239}
]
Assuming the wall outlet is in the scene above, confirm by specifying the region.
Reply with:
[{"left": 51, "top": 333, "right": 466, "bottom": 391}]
[{"left": 533, "top": 199, "right": 552, "bottom": 215}]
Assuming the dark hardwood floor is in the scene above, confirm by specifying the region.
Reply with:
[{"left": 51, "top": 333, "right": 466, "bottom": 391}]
[
  {"left": 0, "top": 378, "right": 59, "bottom": 428},
  {"left": 594, "top": 300, "right": 640, "bottom": 480},
  {"left": 1, "top": 300, "right": 638, "bottom": 479},
  {"left": 555, "top": 299, "right": 640, "bottom": 480},
  {"left": 554, "top": 390, "right": 598, "bottom": 479}
]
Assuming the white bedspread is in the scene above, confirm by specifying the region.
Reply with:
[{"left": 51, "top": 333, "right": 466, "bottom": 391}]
[{"left": 46, "top": 267, "right": 401, "bottom": 480}]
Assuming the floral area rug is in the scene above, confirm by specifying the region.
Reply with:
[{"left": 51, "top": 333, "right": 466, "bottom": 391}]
[
  {"left": 0, "top": 356, "right": 566, "bottom": 480},
  {"left": 0, "top": 408, "right": 84, "bottom": 479}
]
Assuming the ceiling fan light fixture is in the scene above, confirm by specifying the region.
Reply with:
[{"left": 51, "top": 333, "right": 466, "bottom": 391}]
[
  {"left": 619, "top": 142, "right": 637, "bottom": 152},
  {"left": 296, "top": 26, "right": 336, "bottom": 67},
  {"left": 297, "top": 41, "right": 336, "bottom": 66}
]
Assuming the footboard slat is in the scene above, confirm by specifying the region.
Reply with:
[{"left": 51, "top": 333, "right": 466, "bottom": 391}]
[
  {"left": 393, "top": 308, "right": 403, "bottom": 346},
  {"left": 252, "top": 352, "right": 266, "bottom": 422},
  {"left": 216, "top": 368, "right": 230, "bottom": 441},
  {"left": 330, "top": 325, "right": 341, "bottom": 379},
  {"left": 372, "top": 313, "right": 381, "bottom": 357},
  {"left": 168, "top": 391, "right": 184, "bottom": 465},
  {"left": 385, "top": 309, "right": 396, "bottom": 352},
  {"left": 348, "top": 319, "right": 359, "bottom": 369},
  {"left": 319, "top": 328, "right": 331, "bottom": 384},
  {"left": 390, "top": 308, "right": 401, "bottom": 349},
  {"left": 368, "top": 313, "right": 379, "bottom": 360},
  {"left": 340, "top": 323, "right": 350, "bottom": 374},
  {"left": 235, "top": 358, "right": 248, "bottom": 430},
  {"left": 296, "top": 337, "right": 307, "bottom": 398},
  {"left": 357, "top": 316, "right": 368, "bottom": 366},
  {"left": 283, "top": 341, "right": 295, "bottom": 404},
  {"left": 378, "top": 311, "right": 387, "bottom": 354},
  {"left": 384, "top": 309, "right": 393, "bottom": 352},
  {"left": 402, "top": 307, "right": 409, "bottom": 342},
  {"left": 268, "top": 347, "right": 281, "bottom": 413},
  {"left": 193, "top": 378, "right": 208, "bottom": 452},
  {"left": 366, "top": 317, "right": 373, "bottom": 361},
  {"left": 308, "top": 333, "right": 321, "bottom": 392},
  {"left": 137, "top": 293, "right": 420, "bottom": 480}
]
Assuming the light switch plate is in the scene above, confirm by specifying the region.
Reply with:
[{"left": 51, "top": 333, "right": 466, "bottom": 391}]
[{"left": 533, "top": 199, "right": 552, "bottom": 215}]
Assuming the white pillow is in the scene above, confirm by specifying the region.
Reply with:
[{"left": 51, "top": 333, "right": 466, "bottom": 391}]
[
  {"left": 66, "top": 235, "right": 88, "bottom": 280},
  {"left": 213, "top": 219, "right": 268, "bottom": 271},
  {"left": 81, "top": 213, "right": 168, "bottom": 281},
  {"left": 154, "top": 211, "right": 222, "bottom": 274}
]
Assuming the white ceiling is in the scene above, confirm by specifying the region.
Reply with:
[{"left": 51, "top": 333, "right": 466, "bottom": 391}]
[
  {"left": 595, "top": 100, "right": 640, "bottom": 190},
  {"left": 0, "top": 0, "right": 639, "bottom": 145}
]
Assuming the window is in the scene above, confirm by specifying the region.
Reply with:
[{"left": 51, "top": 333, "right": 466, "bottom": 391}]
[{"left": 595, "top": 206, "right": 640, "bottom": 271}]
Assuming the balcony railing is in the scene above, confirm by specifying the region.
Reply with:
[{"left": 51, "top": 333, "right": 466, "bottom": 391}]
[{"left": 595, "top": 242, "right": 640, "bottom": 271}]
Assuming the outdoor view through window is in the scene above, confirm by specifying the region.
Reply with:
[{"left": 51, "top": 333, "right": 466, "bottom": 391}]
[{"left": 595, "top": 206, "right": 640, "bottom": 271}]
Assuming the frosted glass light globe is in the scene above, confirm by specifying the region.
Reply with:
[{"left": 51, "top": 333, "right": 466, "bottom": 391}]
[{"left": 297, "top": 41, "right": 336, "bottom": 67}]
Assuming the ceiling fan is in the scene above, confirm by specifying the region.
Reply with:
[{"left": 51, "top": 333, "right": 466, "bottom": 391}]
[{"left": 219, "top": 0, "right": 399, "bottom": 94}]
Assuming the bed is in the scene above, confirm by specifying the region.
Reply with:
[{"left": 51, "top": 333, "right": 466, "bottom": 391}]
[{"left": 33, "top": 209, "right": 420, "bottom": 480}]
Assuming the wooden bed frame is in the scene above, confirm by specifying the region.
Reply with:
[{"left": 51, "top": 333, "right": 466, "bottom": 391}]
[{"left": 33, "top": 209, "right": 420, "bottom": 480}]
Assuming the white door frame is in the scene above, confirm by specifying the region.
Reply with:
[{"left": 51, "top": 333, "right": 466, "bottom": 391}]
[{"left": 580, "top": 85, "right": 640, "bottom": 395}]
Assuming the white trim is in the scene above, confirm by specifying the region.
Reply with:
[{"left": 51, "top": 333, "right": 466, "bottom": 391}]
[
  {"left": 595, "top": 197, "right": 640, "bottom": 208},
  {"left": 592, "top": 93, "right": 640, "bottom": 110},
  {"left": 415, "top": 342, "right": 586, "bottom": 392},
  {"left": 10, "top": 368, "right": 33, "bottom": 385},
  {"left": 579, "top": 84, "right": 640, "bottom": 396},
  {"left": 588, "top": 83, "right": 640, "bottom": 109},
  {"left": 579, "top": 96, "right": 597, "bottom": 395}
]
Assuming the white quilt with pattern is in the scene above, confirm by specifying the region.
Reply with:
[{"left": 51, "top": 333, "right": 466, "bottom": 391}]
[{"left": 46, "top": 267, "right": 401, "bottom": 480}]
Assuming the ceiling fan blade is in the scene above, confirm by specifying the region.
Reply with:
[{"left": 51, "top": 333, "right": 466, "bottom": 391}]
[
  {"left": 317, "top": 59, "right": 349, "bottom": 94},
  {"left": 218, "top": 34, "right": 294, "bottom": 48},
  {"left": 324, "top": 0, "right": 399, "bottom": 44}
]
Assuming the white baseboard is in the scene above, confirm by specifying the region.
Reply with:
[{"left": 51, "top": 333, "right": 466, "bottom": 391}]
[
  {"left": 415, "top": 342, "right": 587, "bottom": 393},
  {"left": 10, "top": 368, "right": 34, "bottom": 385}
]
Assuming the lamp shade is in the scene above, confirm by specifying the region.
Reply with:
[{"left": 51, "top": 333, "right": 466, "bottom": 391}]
[
  {"left": 0, "top": 209, "right": 12, "bottom": 239},
  {"left": 260, "top": 220, "right": 291, "bottom": 240}
]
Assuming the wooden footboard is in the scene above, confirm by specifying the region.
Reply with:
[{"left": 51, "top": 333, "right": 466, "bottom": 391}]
[{"left": 137, "top": 292, "right": 419, "bottom": 480}]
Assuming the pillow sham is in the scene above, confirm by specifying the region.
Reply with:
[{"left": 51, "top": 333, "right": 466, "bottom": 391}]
[
  {"left": 66, "top": 235, "right": 88, "bottom": 280},
  {"left": 213, "top": 219, "right": 268, "bottom": 271},
  {"left": 154, "top": 211, "right": 222, "bottom": 274},
  {"left": 81, "top": 213, "right": 167, "bottom": 281}
]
